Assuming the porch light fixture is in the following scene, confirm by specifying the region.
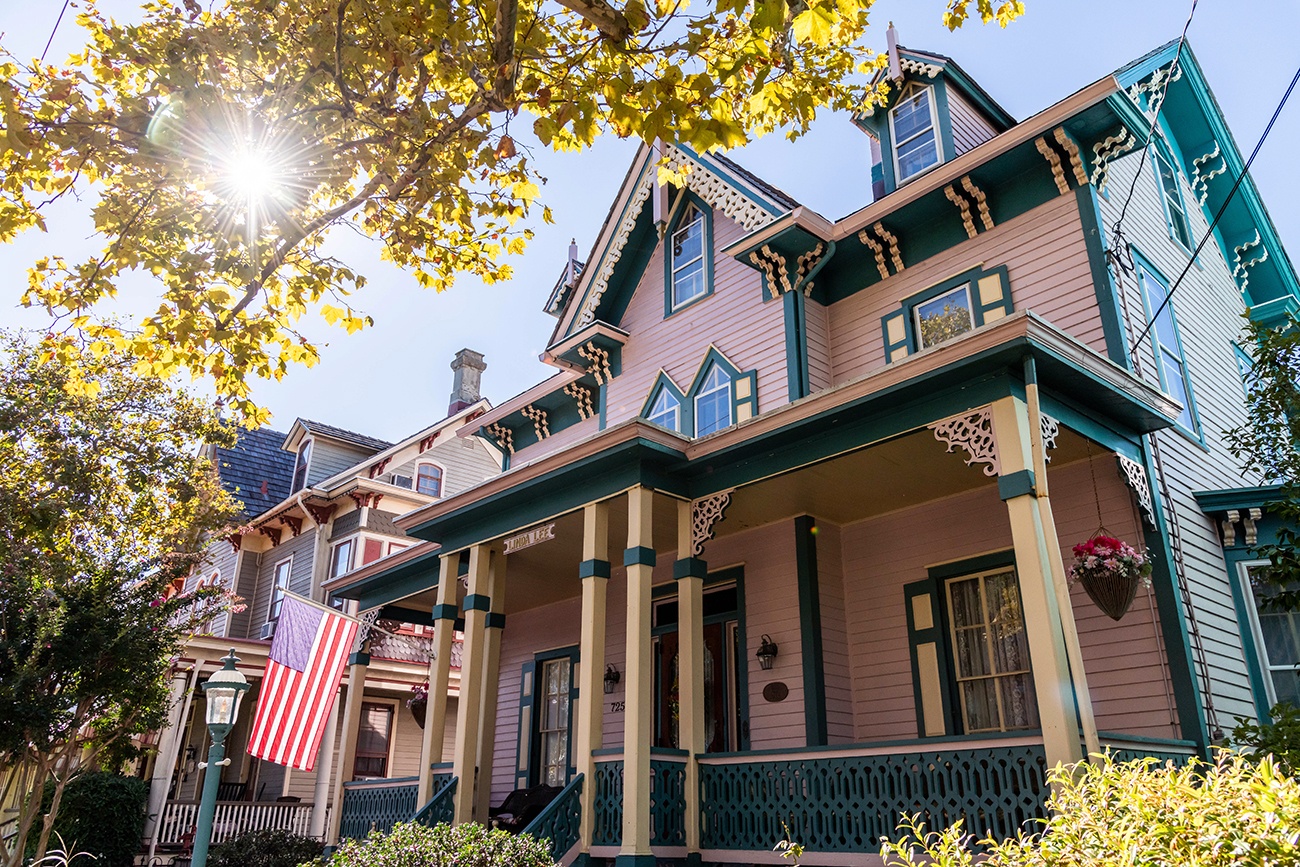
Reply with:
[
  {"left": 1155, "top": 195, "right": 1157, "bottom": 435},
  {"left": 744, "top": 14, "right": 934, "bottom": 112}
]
[
  {"left": 604, "top": 664, "right": 621, "bottom": 694},
  {"left": 756, "top": 634, "right": 779, "bottom": 671},
  {"left": 193, "top": 650, "right": 250, "bottom": 867}
]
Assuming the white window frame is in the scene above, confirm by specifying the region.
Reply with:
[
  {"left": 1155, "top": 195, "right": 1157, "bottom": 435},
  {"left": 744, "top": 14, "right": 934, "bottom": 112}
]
[
  {"left": 1152, "top": 143, "right": 1194, "bottom": 251},
  {"left": 1238, "top": 559, "right": 1300, "bottom": 708},
  {"left": 291, "top": 438, "right": 312, "bottom": 493},
  {"left": 647, "top": 388, "right": 682, "bottom": 432},
  {"left": 693, "top": 364, "right": 733, "bottom": 437},
  {"left": 1136, "top": 262, "right": 1198, "bottom": 433},
  {"left": 889, "top": 84, "right": 943, "bottom": 184},
  {"left": 670, "top": 202, "right": 708, "bottom": 310},
  {"left": 269, "top": 555, "right": 294, "bottom": 621},
  {"left": 416, "top": 461, "right": 445, "bottom": 498},
  {"left": 912, "top": 284, "right": 975, "bottom": 350},
  {"left": 328, "top": 538, "right": 355, "bottom": 581}
]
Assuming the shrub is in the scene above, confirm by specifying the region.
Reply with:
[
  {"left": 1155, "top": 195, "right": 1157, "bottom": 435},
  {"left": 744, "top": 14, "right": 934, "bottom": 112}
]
[
  {"left": 324, "top": 821, "right": 555, "bottom": 867},
  {"left": 880, "top": 752, "right": 1300, "bottom": 866},
  {"left": 207, "top": 828, "right": 325, "bottom": 867},
  {"left": 27, "top": 772, "right": 148, "bottom": 867},
  {"left": 1232, "top": 701, "right": 1300, "bottom": 776}
]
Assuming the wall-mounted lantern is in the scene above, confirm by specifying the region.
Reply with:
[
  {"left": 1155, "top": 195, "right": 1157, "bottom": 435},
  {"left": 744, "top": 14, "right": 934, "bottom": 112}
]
[
  {"left": 756, "top": 634, "right": 779, "bottom": 671},
  {"left": 604, "top": 664, "right": 621, "bottom": 694}
]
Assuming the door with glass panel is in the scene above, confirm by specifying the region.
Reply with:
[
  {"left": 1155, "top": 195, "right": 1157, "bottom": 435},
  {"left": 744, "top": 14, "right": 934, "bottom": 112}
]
[
  {"left": 945, "top": 568, "right": 1038, "bottom": 733},
  {"left": 532, "top": 654, "right": 574, "bottom": 786}
]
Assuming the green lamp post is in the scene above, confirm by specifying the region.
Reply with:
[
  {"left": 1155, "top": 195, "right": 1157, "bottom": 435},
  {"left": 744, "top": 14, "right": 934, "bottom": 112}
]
[{"left": 192, "top": 649, "right": 250, "bottom": 867}]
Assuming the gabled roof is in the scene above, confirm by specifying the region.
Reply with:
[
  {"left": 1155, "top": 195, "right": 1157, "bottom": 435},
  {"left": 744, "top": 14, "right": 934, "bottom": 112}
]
[
  {"left": 213, "top": 427, "right": 294, "bottom": 520},
  {"left": 283, "top": 418, "right": 393, "bottom": 454}
]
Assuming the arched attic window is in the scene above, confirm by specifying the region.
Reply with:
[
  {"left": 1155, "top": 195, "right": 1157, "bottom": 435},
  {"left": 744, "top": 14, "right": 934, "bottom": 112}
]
[
  {"left": 416, "top": 462, "right": 444, "bottom": 497},
  {"left": 641, "top": 373, "right": 686, "bottom": 433},
  {"left": 684, "top": 349, "right": 758, "bottom": 438}
]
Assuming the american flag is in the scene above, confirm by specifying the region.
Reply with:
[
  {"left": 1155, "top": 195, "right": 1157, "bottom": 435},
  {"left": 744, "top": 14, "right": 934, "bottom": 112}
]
[{"left": 247, "top": 595, "right": 358, "bottom": 771}]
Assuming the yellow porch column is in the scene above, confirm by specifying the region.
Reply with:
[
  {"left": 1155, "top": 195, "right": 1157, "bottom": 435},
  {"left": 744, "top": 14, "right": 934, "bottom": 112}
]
[
  {"left": 620, "top": 487, "right": 656, "bottom": 865},
  {"left": 575, "top": 501, "right": 611, "bottom": 856},
  {"left": 328, "top": 648, "right": 370, "bottom": 845},
  {"left": 989, "top": 396, "right": 1084, "bottom": 771},
  {"left": 475, "top": 549, "right": 507, "bottom": 820},
  {"left": 418, "top": 554, "right": 461, "bottom": 803},
  {"left": 451, "top": 543, "right": 492, "bottom": 824},
  {"left": 674, "top": 498, "right": 706, "bottom": 857}
]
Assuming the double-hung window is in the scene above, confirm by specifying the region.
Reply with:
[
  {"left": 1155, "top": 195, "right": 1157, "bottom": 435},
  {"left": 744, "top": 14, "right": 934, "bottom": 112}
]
[
  {"left": 694, "top": 364, "right": 732, "bottom": 437},
  {"left": 269, "top": 558, "right": 292, "bottom": 620},
  {"left": 1154, "top": 144, "right": 1194, "bottom": 250},
  {"left": 890, "top": 85, "right": 941, "bottom": 183},
  {"left": 353, "top": 702, "right": 394, "bottom": 779},
  {"left": 536, "top": 658, "right": 571, "bottom": 786},
  {"left": 647, "top": 388, "right": 681, "bottom": 432},
  {"left": 329, "top": 539, "right": 354, "bottom": 581},
  {"left": 1239, "top": 562, "right": 1300, "bottom": 708},
  {"left": 291, "top": 440, "right": 312, "bottom": 493},
  {"left": 1137, "top": 261, "right": 1197, "bottom": 432},
  {"left": 945, "top": 567, "right": 1038, "bottom": 733},
  {"left": 670, "top": 203, "right": 707, "bottom": 309}
]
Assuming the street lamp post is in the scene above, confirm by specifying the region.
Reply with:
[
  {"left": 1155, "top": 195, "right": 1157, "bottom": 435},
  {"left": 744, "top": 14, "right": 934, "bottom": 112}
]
[{"left": 192, "top": 649, "right": 250, "bottom": 867}]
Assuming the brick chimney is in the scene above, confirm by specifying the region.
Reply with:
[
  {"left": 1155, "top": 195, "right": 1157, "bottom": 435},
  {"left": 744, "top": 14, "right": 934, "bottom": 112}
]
[{"left": 448, "top": 349, "right": 487, "bottom": 415}]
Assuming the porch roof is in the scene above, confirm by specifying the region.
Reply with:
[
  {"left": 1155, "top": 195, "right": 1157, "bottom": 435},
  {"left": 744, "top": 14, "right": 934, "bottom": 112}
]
[{"left": 332, "top": 314, "right": 1177, "bottom": 609}]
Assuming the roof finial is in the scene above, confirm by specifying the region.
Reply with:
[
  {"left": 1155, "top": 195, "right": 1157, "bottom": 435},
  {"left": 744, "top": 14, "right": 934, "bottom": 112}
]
[{"left": 886, "top": 21, "right": 902, "bottom": 82}]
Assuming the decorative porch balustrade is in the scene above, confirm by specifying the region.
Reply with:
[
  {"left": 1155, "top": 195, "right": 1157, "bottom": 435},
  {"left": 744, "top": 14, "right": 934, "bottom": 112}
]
[
  {"left": 697, "top": 738, "right": 1049, "bottom": 854},
  {"left": 338, "top": 777, "right": 419, "bottom": 841},
  {"left": 1098, "top": 733, "right": 1199, "bottom": 766},
  {"left": 156, "top": 800, "right": 313, "bottom": 846},
  {"left": 591, "top": 750, "right": 687, "bottom": 848},
  {"left": 521, "top": 774, "right": 583, "bottom": 861},
  {"left": 411, "top": 776, "right": 458, "bottom": 828}
]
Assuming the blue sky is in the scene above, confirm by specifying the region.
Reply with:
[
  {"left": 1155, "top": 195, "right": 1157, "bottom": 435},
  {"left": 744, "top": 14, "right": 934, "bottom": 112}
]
[{"left": 1, "top": 1, "right": 1295, "bottom": 442}]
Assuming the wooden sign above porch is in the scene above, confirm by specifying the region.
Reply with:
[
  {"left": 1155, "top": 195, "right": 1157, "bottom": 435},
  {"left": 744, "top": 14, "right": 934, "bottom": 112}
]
[{"left": 504, "top": 522, "right": 556, "bottom": 555}]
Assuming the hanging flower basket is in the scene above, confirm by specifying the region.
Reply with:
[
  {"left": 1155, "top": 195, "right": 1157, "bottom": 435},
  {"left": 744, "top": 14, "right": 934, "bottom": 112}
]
[
  {"left": 1068, "top": 533, "right": 1153, "bottom": 621},
  {"left": 408, "top": 682, "right": 430, "bottom": 729}
]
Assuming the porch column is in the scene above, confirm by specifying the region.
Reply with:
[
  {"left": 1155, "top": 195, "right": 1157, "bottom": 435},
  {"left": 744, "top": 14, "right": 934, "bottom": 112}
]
[
  {"left": 451, "top": 543, "right": 492, "bottom": 824},
  {"left": 620, "top": 486, "right": 655, "bottom": 866},
  {"left": 327, "top": 648, "right": 371, "bottom": 845},
  {"left": 310, "top": 701, "right": 339, "bottom": 838},
  {"left": 475, "top": 549, "right": 507, "bottom": 821},
  {"left": 989, "top": 396, "right": 1084, "bottom": 770},
  {"left": 143, "top": 668, "right": 193, "bottom": 851},
  {"left": 418, "top": 554, "right": 461, "bottom": 803},
  {"left": 674, "top": 498, "right": 707, "bottom": 860},
  {"left": 575, "top": 501, "right": 611, "bottom": 856}
]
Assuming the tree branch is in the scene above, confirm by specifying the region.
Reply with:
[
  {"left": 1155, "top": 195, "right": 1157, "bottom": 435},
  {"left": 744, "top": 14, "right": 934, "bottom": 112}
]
[{"left": 552, "top": 0, "right": 632, "bottom": 41}]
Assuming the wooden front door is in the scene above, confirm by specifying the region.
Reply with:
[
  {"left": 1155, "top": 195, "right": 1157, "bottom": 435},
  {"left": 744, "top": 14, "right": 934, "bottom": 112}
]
[{"left": 653, "top": 582, "right": 742, "bottom": 753}]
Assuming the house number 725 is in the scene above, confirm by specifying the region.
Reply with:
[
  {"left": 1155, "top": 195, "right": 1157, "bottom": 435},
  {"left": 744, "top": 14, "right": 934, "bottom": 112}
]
[{"left": 610, "top": 701, "right": 625, "bottom": 713}]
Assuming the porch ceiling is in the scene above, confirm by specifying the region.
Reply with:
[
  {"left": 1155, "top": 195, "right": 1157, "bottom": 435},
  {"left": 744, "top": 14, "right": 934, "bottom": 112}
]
[{"left": 715, "top": 425, "right": 1097, "bottom": 534}]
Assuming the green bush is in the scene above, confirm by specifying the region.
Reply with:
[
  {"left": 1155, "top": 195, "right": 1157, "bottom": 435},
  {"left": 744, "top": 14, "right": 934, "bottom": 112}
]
[
  {"left": 323, "top": 821, "right": 555, "bottom": 867},
  {"left": 1232, "top": 701, "right": 1300, "bottom": 776},
  {"left": 880, "top": 752, "right": 1300, "bottom": 866},
  {"left": 207, "top": 828, "right": 325, "bottom": 867},
  {"left": 27, "top": 772, "right": 148, "bottom": 867}
]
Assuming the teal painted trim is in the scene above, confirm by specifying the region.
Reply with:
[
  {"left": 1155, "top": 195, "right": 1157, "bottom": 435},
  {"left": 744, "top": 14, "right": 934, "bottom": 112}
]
[
  {"left": 1249, "top": 297, "right": 1299, "bottom": 328},
  {"left": 679, "top": 143, "right": 787, "bottom": 217},
  {"left": 1137, "top": 441, "right": 1210, "bottom": 750},
  {"left": 794, "top": 516, "right": 827, "bottom": 747},
  {"left": 590, "top": 747, "right": 623, "bottom": 757},
  {"left": 463, "top": 594, "right": 491, "bottom": 612},
  {"left": 431, "top": 603, "right": 459, "bottom": 621},
  {"left": 1223, "top": 541, "right": 1274, "bottom": 721},
  {"left": 515, "top": 661, "right": 534, "bottom": 790},
  {"left": 1075, "top": 185, "right": 1131, "bottom": 369},
  {"left": 381, "top": 605, "right": 437, "bottom": 628},
  {"left": 684, "top": 346, "right": 750, "bottom": 437},
  {"left": 613, "top": 856, "right": 657, "bottom": 867},
  {"left": 700, "top": 728, "right": 1044, "bottom": 760},
  {"left": 530, "top": 646, "right": 581, "bottom": 784},
  {"left": 1193, "top": 485, "right": 1286, "bottom": 514},
  {"left": 663, "top": 189, "right": 715, "bottom": 320},
  {"left": 486, "top": 612, "right": 507, "bottom": 630},
  {"left": 521, "top": 774, "right": 583, "bottom": 863},
  {"left": 348, "top": 652, "right": 370, "bottom": 666},
  {"left": 650, "top": 746, "right": 690, "bottom": 757},
  {"left": 640, "top": 371, "right": 688, "bottom": 435},
  {"left": 673, "top": 557, "right": 708, "bottom": 579},
  {"left": 410, "top": 776, "right": 457, "bottom": 829},
  {"left": 1037, "top": 392, "right": 1143, "bottom": 461},
  {"left": 624, "top": 546, "right": 657, "bottom": 567},
  {"left": 353, "top": 567, "right": 439, "bottom": 611},
  {"left": 458, "top": 553, "right": 470, "bottom": 576},
  {"left": 928, "top": 549, "right": 1016, "bottom": 582},
  {"left": 784, "top": 290, "right": 810, "bottom": 401},
  {"left": 1096, "top": 732, "right": 1198, "bottom": 749},
  {"left": 904, "top": 577, "right": 952, "bottom": 737},
  {"left": 932, "top": 78, "right": 957, "bottom": 163},
  {"left": 597, "top": 382, "right": 608, "bottom": 431},
  {"left": 579, "top": 558, "right": 612, "bottom": 579},
  {"left": 997, "top": 469, "right": 1037, "bottom": 500},
  {"left": 895, "top": 264, "right": 1008, "bottom": 354},
  {"left": 1130, "top": 246, "right": 1205, "bottom": 441}
]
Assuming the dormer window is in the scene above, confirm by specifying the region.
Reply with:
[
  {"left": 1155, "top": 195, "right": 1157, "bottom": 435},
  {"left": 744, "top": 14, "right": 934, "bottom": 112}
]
[
  {"left": 694, "top": 363, "right": 733, "bottom": 437},
  {"left": 647, "top": 389, "right": 681, "bottom": 432},
  {"left": 291, "top": 439, "right": 312, "bottom": 493},
  {"left": 670, "top": 201, "right": 708, "bottom": 310},
  {"left": 890, "top": 85, "right": 941, "bottom": 183}
]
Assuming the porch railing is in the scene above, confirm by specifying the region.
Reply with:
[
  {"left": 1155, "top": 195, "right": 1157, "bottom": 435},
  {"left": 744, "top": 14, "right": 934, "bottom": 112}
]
[
  {"left": 339, "top": 776, "right": 419, "bottom": 841},
  {"left": 411, "top": 776, "right": 458, "bottom": 828},
  {"left": 697, "top": 736, "right": 1049, "bottom": 854},
  {"left": 591, "top": 749, "right": 687, "bottom": 848},
  {"left": 156, "top": 801, "right": 313, "bottom": 846},
  {"left": 521, "top": 774, "right": 583, "bottom": 862},
  {"left": 1097, "top": 733, "right": 1199, "bottom": 766}
]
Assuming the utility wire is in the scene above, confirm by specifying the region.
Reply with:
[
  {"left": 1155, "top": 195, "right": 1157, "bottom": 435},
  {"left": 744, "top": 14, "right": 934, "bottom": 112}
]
[
  {"left": 1111, "top": 0, "right": 1199, "bottom": 237},
  {"left": 39, "top": 0, "right": 72, "bottom": 64},
  {"left": 1132, "top": 62, "right": 1300, "bottom": 351}
]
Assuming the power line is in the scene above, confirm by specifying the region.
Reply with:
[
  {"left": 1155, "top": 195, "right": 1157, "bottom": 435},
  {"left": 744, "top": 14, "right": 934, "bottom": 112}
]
[
  {"left": 39, "top": 0, "right": 72, "bottom": 64},
  {"left": 1132, "top": 61, "right": 1300, "bottom": 351},
  {"left": 1111, "top": 0, "right": 1199, "bottom": 237}
]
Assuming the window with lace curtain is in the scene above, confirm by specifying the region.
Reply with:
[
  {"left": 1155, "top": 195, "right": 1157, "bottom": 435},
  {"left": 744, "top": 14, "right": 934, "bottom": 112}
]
[{"left": 945, "top": 568, "right": 1038, "bottom": 733}]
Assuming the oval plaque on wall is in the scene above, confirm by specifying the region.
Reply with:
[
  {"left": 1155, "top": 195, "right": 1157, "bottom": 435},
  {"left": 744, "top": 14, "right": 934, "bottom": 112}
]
[{"left": 762, "top": 682, "right": 789, "bottom": 703}]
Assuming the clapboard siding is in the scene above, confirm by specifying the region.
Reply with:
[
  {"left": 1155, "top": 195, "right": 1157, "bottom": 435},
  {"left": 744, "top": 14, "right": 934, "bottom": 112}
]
[
  {"left": 947, "top": 88, "right": 999, "bottom": 156},
  {"left": 603, "top": 210, "right": 787, "bottom": 431},
  {"left": 248, "top": 528, "right": 318, "bottom": 632},
  {"left": 828, "top": 193, "right": 1105, "bottom": 383},
  {"left": 308, "top": 441, "right": 375, "bottom": 486},
  {"left": 813, "top": 520, "right": 856, "bottom": 743},
  {"left": 192, "top": 539, "right": 241, "bottom": 637},
  {"left": 512, "top": 413, "right": 602, "bottom": 466},
  {"left": 805, "top": 298, "right": 835, "bottom": 395},
  {"left": 388, "top": 436, "right": 502, "bottom": 498},
  {"left": 1097, "top": 149, "right": 1257, "bottom": 726},
  {"left": 839, "top": 458, "right": 1178, "bottom": 742}
]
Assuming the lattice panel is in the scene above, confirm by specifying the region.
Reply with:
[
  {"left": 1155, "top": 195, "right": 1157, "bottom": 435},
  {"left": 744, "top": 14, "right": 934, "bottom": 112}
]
[
  {"left": 698, "top": 745, "right": 1048, "bottom": 853},
  {"left": 523, "top": 775, "right": 584, "bottom": 861},
  {"left": 650, "top": 760, "right": 687, "bottom": 846},
  {"left": 411, "top": 776, "right": 457, "bottom": 828},
  {"left": 592, "top": 760, "right": 625, "bottom": 846},
  {"left": 339, "top": 780, "right": 419, "bottom": 840}
]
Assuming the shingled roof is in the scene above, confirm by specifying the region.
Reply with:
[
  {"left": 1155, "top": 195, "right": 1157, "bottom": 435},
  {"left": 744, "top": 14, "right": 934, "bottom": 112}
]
[
  {"left": 213, "top": 427, "right": 295, "bottom": 520},
  {"left": 296, "top": 419, "right": 393, "bottom": 453}
]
